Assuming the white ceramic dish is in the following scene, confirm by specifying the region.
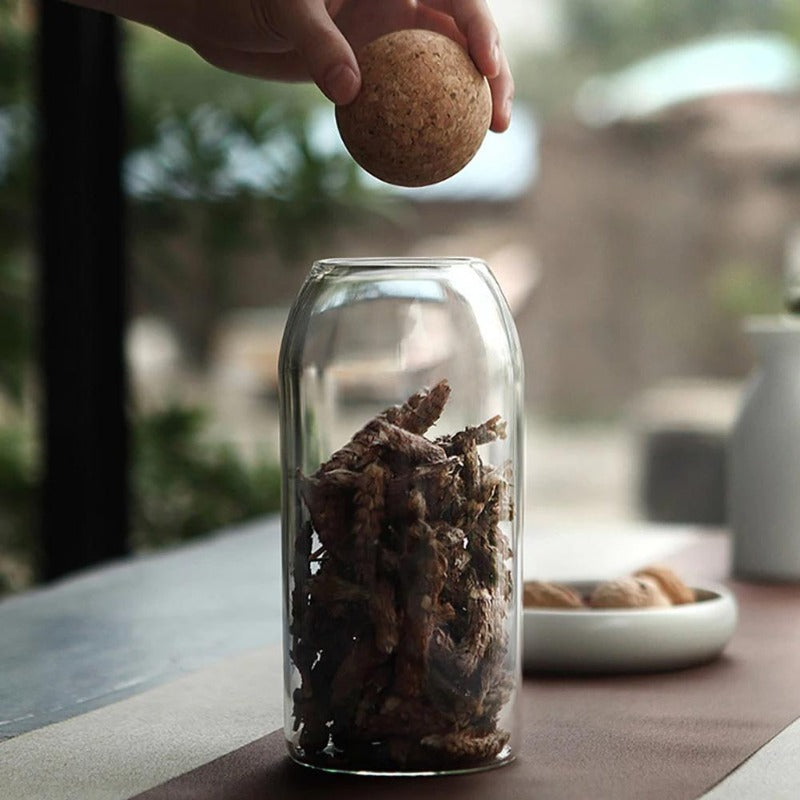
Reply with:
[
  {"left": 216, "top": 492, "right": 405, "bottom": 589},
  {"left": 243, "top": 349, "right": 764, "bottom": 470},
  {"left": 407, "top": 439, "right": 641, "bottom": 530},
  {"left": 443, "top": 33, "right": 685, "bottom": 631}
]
[{"left": 522, "top": 582, "right": 738, "bottom": 674}]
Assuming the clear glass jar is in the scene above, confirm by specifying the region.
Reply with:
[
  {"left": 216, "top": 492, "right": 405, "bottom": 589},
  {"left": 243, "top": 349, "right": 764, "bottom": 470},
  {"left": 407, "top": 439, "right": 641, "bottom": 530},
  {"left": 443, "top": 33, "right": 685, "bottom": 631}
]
[{"left": 278, "top": 257, "right": 524, "bottom": 775}]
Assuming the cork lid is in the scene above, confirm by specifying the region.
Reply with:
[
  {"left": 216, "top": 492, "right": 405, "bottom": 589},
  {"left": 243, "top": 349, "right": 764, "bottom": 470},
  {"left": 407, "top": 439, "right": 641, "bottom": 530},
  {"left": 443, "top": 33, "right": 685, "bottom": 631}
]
[{"left": 335, "top": 29, "right": 492, "bottom": 187}]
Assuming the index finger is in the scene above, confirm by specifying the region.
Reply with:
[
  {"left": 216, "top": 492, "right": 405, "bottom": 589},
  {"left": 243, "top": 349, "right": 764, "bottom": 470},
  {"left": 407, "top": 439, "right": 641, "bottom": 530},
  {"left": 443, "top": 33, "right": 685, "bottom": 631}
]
[{"left": 418, "top": 0, "right": 501, "bottom": 78}]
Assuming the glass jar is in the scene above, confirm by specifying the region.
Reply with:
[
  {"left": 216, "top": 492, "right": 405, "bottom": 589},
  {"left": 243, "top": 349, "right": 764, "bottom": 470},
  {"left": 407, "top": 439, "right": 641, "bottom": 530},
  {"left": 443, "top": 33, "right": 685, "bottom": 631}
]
[{"left": 278, "top": 257, "right": 524, "bottom": 775}]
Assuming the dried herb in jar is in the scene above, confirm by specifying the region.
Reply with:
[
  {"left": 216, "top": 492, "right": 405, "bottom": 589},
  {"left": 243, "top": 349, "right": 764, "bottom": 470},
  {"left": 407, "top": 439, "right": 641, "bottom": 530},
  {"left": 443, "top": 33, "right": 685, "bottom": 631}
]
[{"left": 290, "top": 379, "right": 514, "bottom": 771}]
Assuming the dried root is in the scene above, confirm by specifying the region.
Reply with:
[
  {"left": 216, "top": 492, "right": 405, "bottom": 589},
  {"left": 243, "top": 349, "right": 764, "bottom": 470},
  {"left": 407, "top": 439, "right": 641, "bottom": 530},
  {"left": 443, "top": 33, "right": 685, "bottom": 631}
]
[{"left": 289, "top": 380, "right": 514, "bottom": 771}]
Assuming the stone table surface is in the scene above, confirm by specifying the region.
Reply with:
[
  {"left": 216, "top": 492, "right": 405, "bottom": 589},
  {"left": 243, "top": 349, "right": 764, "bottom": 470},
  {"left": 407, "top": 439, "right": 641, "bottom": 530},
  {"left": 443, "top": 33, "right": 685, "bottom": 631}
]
[{"left": 0, "top": 518, "right": 283, "bottom": 739}]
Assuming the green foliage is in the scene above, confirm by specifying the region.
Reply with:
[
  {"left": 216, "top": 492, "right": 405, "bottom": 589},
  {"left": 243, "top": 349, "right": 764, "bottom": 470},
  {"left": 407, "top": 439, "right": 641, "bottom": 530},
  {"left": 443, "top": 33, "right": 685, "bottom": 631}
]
[
  {"left": 127, "top": 102, "right": 377, "bottom": 365},
  {"left": 0, "top": 254, "right": 30, "bottom": 402},
  {"left": 128, "top": 101, "right": 370, "bottom": 259},
  {"left": 0, "top": 4, "right": 31, "bottom": 106},
  {"left": 0, "top": 402, "right": 283, "bottom": 593},
  {"left": 131, "top": 405, "right": 281, "bottom": 550},
  {"left": 0, "top": 421, "right": 37, "bottom": 594},
  {"left": 518, "top": 0, "right": 800, "bottom": 115},
  {"left": 0, "top": 10, "right": 34, "bottom": 403},
  {"left": 565, "top": 0, "right": 791, "bottom": 68},
  {"left": 780, "top": 2, "right": 800, "bottom": 45},
  {"left": 0, "top": 20, "right": 305, "bottom": 583},
  {"left": 0, "top": 422, "right": 36, "bottom": 549},
  {"left": 709, "top": 262, "right": 783, "bottom": 319},
  {"left": 124, "top": 21, "right": 384, "bottom": 365}
]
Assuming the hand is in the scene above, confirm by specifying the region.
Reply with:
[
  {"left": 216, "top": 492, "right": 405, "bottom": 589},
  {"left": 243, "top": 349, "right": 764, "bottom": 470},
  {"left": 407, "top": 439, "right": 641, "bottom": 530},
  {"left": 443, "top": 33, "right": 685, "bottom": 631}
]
[{"left": 77, "top": 0, "right": 514, "bottom": 131}]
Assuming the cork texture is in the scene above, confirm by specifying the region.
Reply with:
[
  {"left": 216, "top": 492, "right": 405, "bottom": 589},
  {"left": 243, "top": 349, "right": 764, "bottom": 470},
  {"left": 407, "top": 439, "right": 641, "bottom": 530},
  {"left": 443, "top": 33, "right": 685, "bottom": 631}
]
[{"left": 336, "top": 29, "right": 492, "bottom": 187}]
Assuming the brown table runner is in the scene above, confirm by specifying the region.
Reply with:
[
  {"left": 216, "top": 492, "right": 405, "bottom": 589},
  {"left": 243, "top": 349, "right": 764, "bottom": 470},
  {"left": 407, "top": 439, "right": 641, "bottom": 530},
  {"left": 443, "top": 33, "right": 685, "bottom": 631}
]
[{"left": 135, "top": 539, "right": 800, "bottom": 800}]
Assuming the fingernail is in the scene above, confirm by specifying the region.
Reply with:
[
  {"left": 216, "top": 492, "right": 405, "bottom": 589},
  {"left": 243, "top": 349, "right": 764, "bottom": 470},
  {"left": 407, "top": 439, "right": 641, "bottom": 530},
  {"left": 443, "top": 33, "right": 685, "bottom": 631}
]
[
  {"left": 505, "top": 96, "right": 514, "bottom": 122},
  {"left": 324, "top": 63, "right": 359, "bottom": 105}
]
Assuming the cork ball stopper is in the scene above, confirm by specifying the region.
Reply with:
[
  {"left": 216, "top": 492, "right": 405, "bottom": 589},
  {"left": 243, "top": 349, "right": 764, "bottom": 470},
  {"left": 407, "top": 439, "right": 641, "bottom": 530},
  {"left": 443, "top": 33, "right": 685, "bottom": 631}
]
[{"left": 335, "top": 29, "right": 492, "bottom": 187}]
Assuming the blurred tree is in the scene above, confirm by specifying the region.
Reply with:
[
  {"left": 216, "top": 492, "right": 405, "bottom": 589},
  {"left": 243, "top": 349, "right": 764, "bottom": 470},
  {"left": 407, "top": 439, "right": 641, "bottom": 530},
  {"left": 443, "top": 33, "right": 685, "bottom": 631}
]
[
  {"left": 124, "top": 24, "right": 379, "bottom": 365},
  {"left": 0, "top": 428, "right": 34, "bottom": 594},
  {"left": 0, "top": 4, "right": 34, "bottom": 403},
  {"left": 0, "top": 248, "right": 31, "bottom": 403},
  {"left": 128, "top": 102, "right": 373, "bottom": 364},
  {"left": 566, "top": 0, "right": 791, "bottom": 68},
  {"left": 781, "top": 0, "right": 800, "bottom": 43},
  {"left": 0, "top": 3, "right": 36, "bottom": 594},
  {"left": 0, "top": 16, "right": 384, "bottom": 591},
  {"left": 132, "top": 405, "right": 281, "bottom": 549},
  {"left": 709, "top": 262, "right": 783, "bottom": 320},
  {"left": 517, "top": 0, "right": 800, "bottom": 115}
]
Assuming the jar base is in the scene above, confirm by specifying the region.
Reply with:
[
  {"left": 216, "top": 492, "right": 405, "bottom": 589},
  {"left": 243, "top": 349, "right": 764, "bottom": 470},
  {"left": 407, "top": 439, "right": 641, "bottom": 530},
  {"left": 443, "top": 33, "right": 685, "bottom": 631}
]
[{"left": 287, "top": 742, "right": 515, "bottom": 777}]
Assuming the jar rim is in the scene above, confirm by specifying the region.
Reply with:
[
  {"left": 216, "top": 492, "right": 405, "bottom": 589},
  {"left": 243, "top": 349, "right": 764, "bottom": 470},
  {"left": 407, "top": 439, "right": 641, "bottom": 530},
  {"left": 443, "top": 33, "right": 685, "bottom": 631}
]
[{"left": 313, "top": 256, "right": 486, "bottom": 271}]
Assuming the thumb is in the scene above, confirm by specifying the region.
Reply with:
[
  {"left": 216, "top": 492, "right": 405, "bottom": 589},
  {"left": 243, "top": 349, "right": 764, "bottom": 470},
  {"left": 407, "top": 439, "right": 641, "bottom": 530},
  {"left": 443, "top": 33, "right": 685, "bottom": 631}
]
[{"left": 276, "top": 0, "right": 361, "bottom": 104}]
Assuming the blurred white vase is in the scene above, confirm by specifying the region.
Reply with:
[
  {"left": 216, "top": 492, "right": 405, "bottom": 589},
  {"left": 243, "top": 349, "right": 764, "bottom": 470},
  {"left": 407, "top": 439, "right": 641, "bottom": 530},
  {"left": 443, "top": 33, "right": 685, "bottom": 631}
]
[{"left": 728, "top": 316, "right": 800, "bottom": 581}]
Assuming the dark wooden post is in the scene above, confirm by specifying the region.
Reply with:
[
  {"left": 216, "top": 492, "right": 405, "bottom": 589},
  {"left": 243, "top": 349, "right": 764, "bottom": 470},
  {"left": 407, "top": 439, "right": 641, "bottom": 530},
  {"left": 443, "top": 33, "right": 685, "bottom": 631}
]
[{"left": 37, "top": 2, "right": 129, "bottom": 579}]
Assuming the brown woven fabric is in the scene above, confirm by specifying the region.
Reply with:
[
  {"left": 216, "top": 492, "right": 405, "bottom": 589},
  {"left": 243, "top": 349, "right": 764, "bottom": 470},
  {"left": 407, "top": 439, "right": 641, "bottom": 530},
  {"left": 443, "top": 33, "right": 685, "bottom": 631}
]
[{"left": 134, "top": 536, "right": 800, "bottom": 800}]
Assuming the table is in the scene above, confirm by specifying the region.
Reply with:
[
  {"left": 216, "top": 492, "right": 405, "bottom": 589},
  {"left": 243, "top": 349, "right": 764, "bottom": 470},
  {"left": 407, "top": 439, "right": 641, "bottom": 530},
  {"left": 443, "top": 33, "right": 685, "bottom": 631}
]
[{"left": 1, "top": 516, "right": 799, "bottom": 799}]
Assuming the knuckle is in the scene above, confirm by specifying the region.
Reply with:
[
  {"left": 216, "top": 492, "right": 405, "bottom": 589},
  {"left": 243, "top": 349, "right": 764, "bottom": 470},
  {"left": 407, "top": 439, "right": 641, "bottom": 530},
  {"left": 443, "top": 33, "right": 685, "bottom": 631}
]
[{"left": 250, "top": 0, "right": 287, "bottom": 41}]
